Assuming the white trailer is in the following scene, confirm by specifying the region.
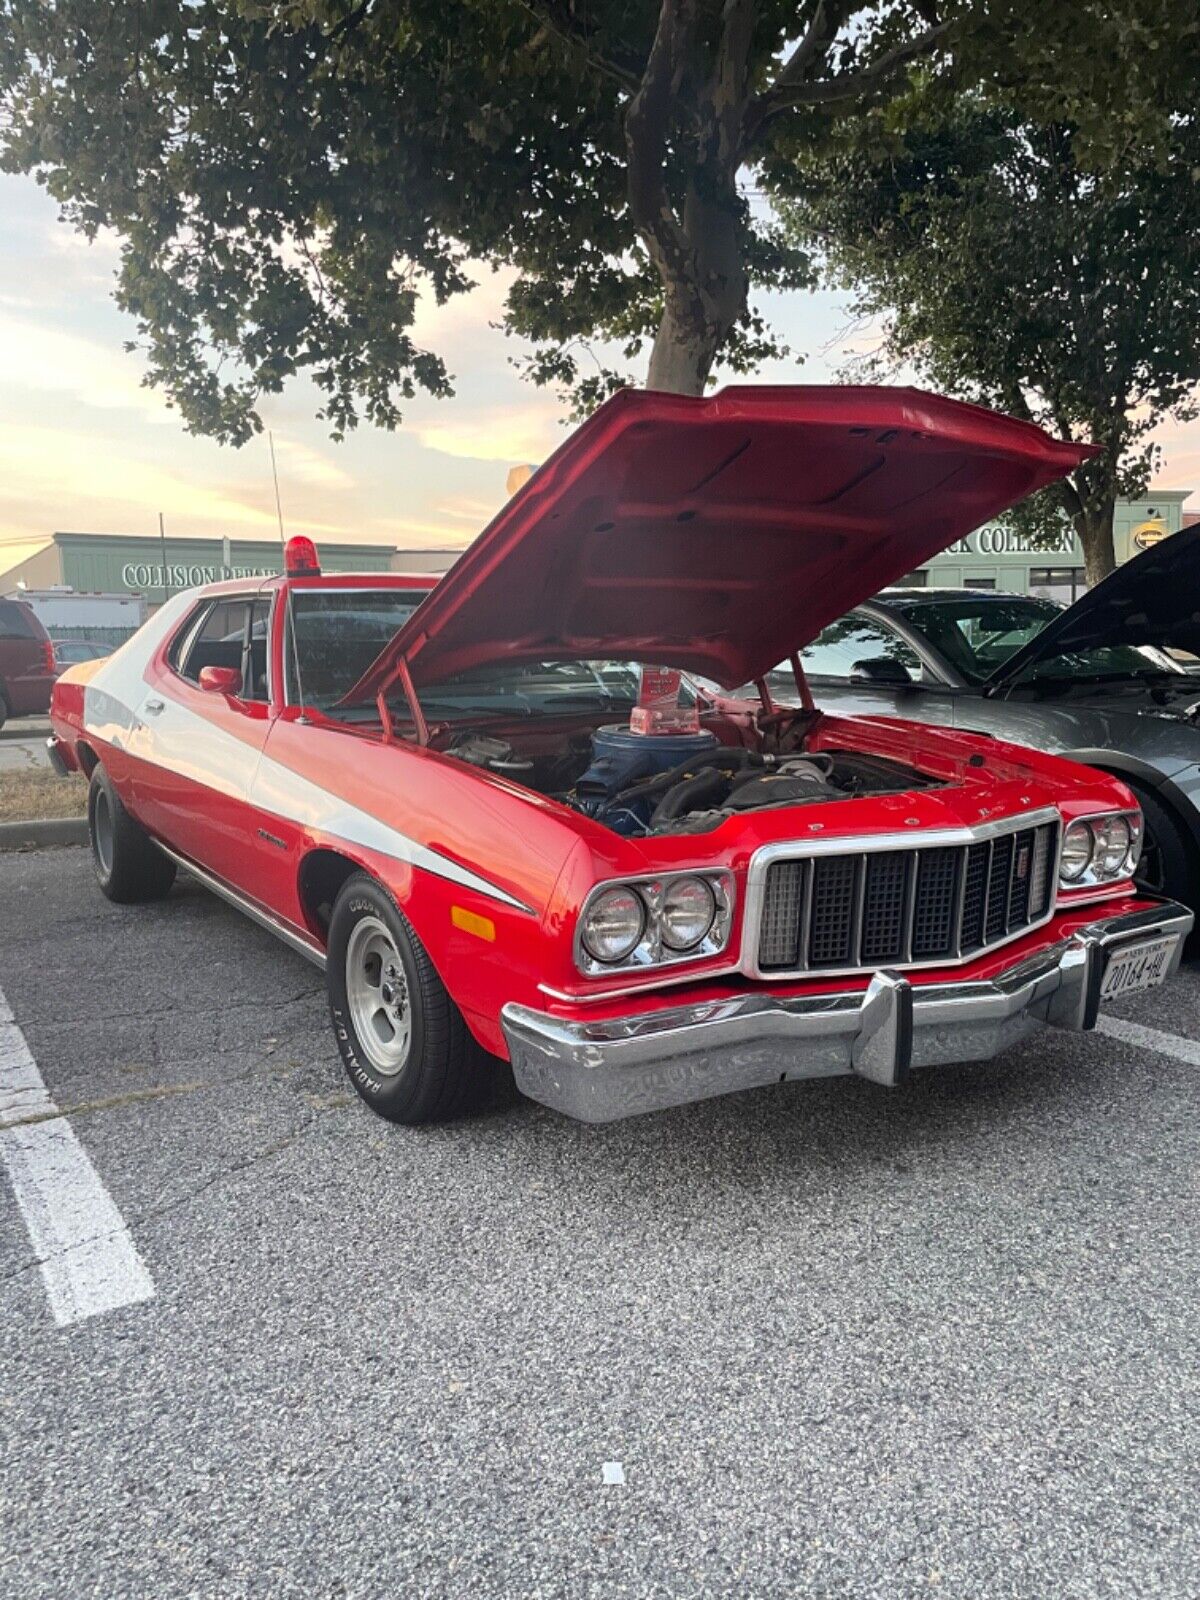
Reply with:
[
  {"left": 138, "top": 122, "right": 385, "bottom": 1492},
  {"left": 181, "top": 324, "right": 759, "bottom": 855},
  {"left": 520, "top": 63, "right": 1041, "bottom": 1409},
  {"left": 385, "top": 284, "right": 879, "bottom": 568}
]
[{"left": 6, "top": 587, "right": 147, "bottom": 645}]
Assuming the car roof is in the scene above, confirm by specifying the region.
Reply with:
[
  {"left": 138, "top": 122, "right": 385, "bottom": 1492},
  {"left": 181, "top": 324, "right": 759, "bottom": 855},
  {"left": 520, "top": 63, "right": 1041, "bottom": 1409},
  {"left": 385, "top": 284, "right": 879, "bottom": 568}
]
[
  {"left": 191, "top": 570, "right": 440, "bottom": 600},
  {"left": 870, "top": 587, "right": 1040, "bottom": 607}
]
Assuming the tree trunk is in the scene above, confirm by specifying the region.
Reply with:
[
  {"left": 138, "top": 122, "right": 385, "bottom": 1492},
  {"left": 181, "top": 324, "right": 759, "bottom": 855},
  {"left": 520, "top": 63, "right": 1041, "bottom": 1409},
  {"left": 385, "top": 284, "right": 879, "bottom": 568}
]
[
  {"left": 643, "top": 182, "right": 747, "bottom": 395},
  {"left": 1075, "top": 500, "right": 1117, "bottom": 589},
  {"left": 646, "top": 300, "right": 720, "bottom": 394}
]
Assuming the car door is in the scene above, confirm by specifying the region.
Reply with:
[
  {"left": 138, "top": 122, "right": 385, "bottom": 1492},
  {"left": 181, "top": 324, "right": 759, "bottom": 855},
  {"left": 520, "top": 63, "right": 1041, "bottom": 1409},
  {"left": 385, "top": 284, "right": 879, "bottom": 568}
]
[
  {"left": 797, "top": 611, "right": 963, "bottom": 730},
  {"left": 131, "top": 594, "right": 278, "bottom": 888}
]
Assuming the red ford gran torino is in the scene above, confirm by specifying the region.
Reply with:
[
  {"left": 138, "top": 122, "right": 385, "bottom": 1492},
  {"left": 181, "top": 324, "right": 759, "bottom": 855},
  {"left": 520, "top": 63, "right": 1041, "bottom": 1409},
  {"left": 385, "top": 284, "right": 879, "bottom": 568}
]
[{"left": 49, "top": 388, "right": 1193, "bottom": 1124}]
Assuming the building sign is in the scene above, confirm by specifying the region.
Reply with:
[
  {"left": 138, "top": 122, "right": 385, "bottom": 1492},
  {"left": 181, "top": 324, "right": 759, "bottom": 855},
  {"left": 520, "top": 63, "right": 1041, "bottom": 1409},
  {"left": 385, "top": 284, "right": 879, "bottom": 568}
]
[
  {"left": 120, "top": 561, "right": 280, "bottom": 589},
  {"left": 944, "top": 525, "right": 1077, "bottom": 557},
  {"left": 1132, "top": 520, "right": 1169, "bottom": 550}
]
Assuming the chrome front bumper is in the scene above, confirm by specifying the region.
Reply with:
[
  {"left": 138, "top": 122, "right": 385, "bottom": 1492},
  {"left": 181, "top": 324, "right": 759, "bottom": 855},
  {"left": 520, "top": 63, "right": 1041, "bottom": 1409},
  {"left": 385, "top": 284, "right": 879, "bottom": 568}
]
[{"left": 502, "top": 902, "right": 1193, "bottom": 1123}]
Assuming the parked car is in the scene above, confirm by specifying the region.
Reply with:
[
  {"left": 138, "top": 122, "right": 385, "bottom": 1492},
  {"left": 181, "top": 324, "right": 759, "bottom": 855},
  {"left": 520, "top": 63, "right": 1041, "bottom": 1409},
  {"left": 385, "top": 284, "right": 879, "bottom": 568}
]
[
  {"left": 724, "top": 536, "right": 1200, "bottom": 910},
  {"left": 0, "top": 596, "right": 58, "bottom": 727},
  {"left": 49, "top": 387, "right": 1192, "bottom": 1125},
  {"left": 52, "top": 639, "right": 110, "bottom": 667}
]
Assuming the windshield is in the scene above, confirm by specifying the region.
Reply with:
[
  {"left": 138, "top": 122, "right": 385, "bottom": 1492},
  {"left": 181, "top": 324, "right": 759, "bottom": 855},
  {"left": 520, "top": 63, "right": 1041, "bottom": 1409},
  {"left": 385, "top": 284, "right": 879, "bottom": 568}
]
[
  {"left": 391, "top": 660, "right": 645, "bottom": 721},
  {"left": 326, "top": 653, "right": 657, "bottom": 723},
  {"left": 895, "top": 596, "right": 1182, "bottom": 686},
  {"left": 287, "top": 589, "right": 430, "bottom": 709}
]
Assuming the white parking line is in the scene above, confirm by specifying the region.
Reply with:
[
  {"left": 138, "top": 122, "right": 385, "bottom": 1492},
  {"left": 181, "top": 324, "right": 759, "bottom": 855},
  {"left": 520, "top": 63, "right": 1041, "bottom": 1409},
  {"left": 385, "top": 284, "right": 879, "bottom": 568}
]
[
  {"left": 1096, "top": 1014, "right": 1200, "bottom": 1067},
  {"left": 0, "top": 986, "right": 154, "bottom": 1327}
]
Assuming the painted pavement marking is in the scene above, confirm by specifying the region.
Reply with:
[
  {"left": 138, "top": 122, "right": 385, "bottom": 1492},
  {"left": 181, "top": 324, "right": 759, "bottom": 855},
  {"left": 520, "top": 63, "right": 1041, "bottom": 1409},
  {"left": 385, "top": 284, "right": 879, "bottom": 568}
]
[
  {"left": 0, "top": 984, "right": 154, "bottom": 1326},
  {"left": 1096, "top": 1014, "right": 1200, "bottom": 1068}
]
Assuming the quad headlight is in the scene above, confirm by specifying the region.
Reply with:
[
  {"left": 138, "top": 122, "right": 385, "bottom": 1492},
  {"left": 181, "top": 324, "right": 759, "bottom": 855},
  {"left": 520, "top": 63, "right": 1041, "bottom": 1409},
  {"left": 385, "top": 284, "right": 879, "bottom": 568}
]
[
  {"left": 579, "top": 886, "right": 646, "bottom": 964},
  {"left": 576, "top": 871, "right": 734, "bottom": 975},
  {"left": 1059, "top": 811, "right": 1142, "bottom": 890}
]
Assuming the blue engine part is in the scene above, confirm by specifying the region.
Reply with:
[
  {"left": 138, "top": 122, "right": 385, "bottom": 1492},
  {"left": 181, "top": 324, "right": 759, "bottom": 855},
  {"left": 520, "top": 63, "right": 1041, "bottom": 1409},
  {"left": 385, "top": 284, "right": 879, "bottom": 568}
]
[{"left": 574, "top": 725, "right": 719, "bottom": 834}]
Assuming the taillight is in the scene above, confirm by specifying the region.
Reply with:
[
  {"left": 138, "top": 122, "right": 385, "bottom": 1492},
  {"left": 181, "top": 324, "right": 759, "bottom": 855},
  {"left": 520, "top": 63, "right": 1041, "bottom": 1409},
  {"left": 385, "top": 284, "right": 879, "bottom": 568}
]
[{"left": 43, "top": 639, "right": 56, "bottom": 674}]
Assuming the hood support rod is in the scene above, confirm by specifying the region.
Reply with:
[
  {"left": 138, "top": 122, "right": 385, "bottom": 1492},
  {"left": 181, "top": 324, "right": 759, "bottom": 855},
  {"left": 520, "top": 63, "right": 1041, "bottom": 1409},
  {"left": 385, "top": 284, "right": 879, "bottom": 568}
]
[
  {"left": 789, "top": 653, "right": 815, "bottom": 712},
  {"left": 381, "top": 657, "right": 429, "bottom": 746}
]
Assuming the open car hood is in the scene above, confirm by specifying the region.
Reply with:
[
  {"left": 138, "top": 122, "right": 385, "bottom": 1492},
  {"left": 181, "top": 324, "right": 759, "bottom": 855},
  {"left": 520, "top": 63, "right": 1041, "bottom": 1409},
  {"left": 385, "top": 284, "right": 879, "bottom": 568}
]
[
  {"left": 985, "top": 523, "right": 1200, "bottom": 687},
  {"left": 350, "top": 385, "right": 1094, "bottom": 697}
]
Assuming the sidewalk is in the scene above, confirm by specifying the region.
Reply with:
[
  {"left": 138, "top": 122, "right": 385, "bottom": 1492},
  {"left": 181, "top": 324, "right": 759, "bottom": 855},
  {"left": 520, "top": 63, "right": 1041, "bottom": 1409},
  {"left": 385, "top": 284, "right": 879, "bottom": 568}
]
[
  {"left": 0, "top": 716, "right": 51, "bottom": 743},
  {"left": 0, "top": 736, "right": 50, "bottom": 773}
]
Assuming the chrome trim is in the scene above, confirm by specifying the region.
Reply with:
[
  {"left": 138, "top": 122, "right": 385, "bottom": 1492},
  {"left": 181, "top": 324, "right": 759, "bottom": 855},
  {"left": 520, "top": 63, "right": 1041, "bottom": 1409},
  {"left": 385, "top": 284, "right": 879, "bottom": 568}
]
[
  {"left": 154, "top": 842, "right": 327, "bottom": 969},
  {"left": 504, "top": 900, "right": 1194, "bottom": 1123},
  {"left": 539, "top": 962, "right": 743, "bottom": 1004},
  {"left": 574, "top": 869, "right": 735, "bottom": 978},
  {"left": 1058, "top": 808, "right": 1143, "bottom": 891},
  {"left": 46, "top": 737, "right": 70, "bottom": 779},
  {"left": 741, "top": 807, "right": 1062, "bottom": 980}
]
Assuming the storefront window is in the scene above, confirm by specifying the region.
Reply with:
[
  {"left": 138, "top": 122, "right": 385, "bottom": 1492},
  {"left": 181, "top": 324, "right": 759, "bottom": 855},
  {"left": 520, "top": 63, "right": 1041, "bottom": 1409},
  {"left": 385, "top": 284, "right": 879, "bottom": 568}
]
[{"left": 1029, "top": 566, "right": 1085, "bottom": 605}]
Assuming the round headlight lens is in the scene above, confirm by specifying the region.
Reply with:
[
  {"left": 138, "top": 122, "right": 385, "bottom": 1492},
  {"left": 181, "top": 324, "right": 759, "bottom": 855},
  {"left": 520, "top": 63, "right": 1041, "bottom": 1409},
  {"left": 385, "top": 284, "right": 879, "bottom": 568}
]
[
  {"left": 1127, "top": 813, "right": 1144, "bottom": 876},
  {"left": 580, "top": 886, "right": 645, "bottom": 963},
  {"left": 1094, "top": 815, "right": 1132, "bottom": 878},
  {"left": 1059, "top": 820, "right": 1095, "bottom": 883},
  {"left": 660, "top": 876, "right": 717, "bottom": 951}
]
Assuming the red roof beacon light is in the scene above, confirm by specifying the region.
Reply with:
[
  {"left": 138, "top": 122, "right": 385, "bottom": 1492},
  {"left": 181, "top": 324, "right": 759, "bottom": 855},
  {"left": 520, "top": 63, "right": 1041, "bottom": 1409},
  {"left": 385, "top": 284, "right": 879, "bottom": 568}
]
[{"left": 284, "top": 536, "right": 321, "bottom": 578}]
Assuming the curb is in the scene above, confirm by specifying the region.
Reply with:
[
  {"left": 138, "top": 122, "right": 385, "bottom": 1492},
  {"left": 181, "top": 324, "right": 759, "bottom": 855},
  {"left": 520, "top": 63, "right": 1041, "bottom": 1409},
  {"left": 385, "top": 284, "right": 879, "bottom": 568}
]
[
  {"left": 0, "top": 818, "right": 88, "bottom": 852},
  {"left": 0, "top": 724, "right": 52, "bottom": 743}
]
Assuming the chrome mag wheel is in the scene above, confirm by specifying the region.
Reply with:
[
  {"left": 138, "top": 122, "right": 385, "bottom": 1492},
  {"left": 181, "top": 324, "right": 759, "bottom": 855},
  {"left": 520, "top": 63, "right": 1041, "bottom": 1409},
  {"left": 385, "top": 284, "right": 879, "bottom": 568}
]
[{"left": 344, "top": 914, "right": 413, "bottom": 1076}]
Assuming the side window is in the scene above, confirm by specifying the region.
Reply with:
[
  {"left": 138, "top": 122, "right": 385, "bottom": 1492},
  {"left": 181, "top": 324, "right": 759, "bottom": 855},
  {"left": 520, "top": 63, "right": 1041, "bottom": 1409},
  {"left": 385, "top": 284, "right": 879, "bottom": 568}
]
[
  {"left": 167, "top": 602, "right": 214, "bottom": 675},
  {"left": 172, "top": 597, "right": 270, "bottom": 701},
  {"left": 0, "top": 600, "right": 37, "bottom": 640},
  {"left": 243, "top": 599, "right": 272, "bottom": 702},
  {"left": 798, "top": 615, "right": 922, "bottom": 680}
]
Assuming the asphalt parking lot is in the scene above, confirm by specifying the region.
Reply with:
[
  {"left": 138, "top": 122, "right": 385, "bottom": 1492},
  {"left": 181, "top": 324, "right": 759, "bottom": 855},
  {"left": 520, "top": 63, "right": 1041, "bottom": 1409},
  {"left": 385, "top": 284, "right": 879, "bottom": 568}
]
[{"left": 2, "top": 848, "right": 1199, "bottom": 1599}]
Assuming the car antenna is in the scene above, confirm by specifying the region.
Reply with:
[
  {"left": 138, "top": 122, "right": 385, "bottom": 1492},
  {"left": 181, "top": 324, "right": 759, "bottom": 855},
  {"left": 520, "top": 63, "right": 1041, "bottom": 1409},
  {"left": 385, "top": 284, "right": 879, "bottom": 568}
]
[{"left": 270, "top": 430, "right": 310, "bottom": 723}]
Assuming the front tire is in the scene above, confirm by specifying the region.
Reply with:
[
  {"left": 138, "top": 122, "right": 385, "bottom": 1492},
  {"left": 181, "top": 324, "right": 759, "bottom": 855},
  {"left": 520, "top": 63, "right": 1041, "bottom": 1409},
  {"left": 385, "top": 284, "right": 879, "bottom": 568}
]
[
  {"left": 326, "top": 874, "right": 496, "bottom": 1124},
  {"left": 88, "top": 766, "right": 177, "bottom": 903},
  {"left": 1130, "top": 783, "right": 1196, "bottom": 909}
]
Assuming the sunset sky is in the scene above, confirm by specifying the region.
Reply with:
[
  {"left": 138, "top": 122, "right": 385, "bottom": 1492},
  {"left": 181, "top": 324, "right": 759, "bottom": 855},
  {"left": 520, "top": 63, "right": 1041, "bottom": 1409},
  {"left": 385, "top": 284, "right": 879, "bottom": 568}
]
[{"left": 1, "top": 169, "right": 1196, "bottom": 574}]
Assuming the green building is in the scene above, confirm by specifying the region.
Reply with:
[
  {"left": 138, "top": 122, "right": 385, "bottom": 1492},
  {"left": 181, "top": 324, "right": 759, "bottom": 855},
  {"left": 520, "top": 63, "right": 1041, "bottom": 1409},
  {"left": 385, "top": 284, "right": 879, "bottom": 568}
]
[
  {"left": 911, "top": 490, "right": 1192, "bottom": 602},
  {"left": 0, "top": 531, "right": 398, "bottom": 603}
]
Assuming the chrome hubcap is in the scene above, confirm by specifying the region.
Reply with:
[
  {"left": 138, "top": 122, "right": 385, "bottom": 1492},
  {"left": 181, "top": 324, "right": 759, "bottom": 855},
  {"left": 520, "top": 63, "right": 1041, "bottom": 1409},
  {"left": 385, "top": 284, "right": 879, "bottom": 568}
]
[
  {"left": 345, "top": 916, "right": 412, "bottom": 1076},
  {"left": 93, "top": 791, "right": 113, "bottom": 876}
]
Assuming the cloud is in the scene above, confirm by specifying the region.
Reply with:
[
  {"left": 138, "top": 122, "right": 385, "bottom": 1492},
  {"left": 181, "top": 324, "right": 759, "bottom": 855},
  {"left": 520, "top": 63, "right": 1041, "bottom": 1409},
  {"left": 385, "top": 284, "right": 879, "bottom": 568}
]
[
  {"left": 433, "top": 492, "right": 504, "bottom": 525},
  {"left": 1151, "top": 401, "right": 1200, "bottom": 503},
  {"left": 411, "top": 397, "right": 563, "bottom": 464},
  {"left": 267, "top": 433, "right": 354, "bottom": 492},
  {"left": 0, "top": 311, "right": 173, "bottom": 426},
  {"left": 0, "top": 422, "right": 346, "bottom": 540}
]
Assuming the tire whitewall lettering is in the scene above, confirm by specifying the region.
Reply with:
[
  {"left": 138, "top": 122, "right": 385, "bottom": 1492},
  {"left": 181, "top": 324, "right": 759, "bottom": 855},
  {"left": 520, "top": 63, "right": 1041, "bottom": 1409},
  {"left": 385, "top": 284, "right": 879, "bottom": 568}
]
[{"left": 325, "top": 874, "right": 504, "bottom": 1123}]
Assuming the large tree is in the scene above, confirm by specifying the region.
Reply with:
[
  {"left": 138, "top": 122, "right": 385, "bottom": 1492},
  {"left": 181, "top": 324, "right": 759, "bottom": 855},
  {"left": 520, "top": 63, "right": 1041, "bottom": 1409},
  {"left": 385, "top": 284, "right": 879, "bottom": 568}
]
[
  {"left": 0, "top": 3, "right": 1193, "bottom": 447},
  {"left": 775, "top": 93, "right": 1200, "bottom": 584}
]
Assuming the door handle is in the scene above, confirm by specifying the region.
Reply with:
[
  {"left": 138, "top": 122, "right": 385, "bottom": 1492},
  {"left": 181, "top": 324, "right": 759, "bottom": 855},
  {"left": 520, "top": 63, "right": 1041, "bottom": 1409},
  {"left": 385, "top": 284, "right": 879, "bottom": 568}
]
[{"left": 143, "top": 698, "right": 165, "bottom": 715}]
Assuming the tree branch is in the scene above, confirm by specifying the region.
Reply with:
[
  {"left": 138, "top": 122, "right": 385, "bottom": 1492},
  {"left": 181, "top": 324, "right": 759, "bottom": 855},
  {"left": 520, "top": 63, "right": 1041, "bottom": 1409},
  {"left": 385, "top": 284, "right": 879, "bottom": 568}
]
[
  {"left": 768, "top": 1, "right": 850, "bottom": 103},
  {"left": 522, "top": 1, "right": 645, "bottom": 93},
  {"left": 708, "top": 0, "right": 757, "bottom": 169},
  {"left": 625, "top": 0, "right": 697, "bottom": 291},
  {"left": 757, "top": 18, "right": 954, "bottom": 125}
]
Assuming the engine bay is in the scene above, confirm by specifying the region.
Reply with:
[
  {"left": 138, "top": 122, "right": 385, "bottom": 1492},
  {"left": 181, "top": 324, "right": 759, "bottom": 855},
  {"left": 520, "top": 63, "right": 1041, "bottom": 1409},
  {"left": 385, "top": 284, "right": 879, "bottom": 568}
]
[{"left": 444, "top": 718, "right": 943, "bottom": 836}]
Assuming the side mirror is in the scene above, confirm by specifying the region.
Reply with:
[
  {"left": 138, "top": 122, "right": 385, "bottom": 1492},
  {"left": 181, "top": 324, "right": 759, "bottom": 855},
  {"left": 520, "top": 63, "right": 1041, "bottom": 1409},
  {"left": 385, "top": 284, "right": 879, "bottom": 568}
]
[
  {"left": 198, "top": 665, "right": 243, "bottom": 696},
  {"left": 849, "top": 656, "right": 914, "bottom": 686}
]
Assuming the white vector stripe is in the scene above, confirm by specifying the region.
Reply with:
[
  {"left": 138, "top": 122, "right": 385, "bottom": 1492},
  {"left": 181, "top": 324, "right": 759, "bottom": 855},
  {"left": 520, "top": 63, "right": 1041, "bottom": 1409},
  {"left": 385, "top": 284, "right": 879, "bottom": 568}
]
[
  {"left": 0, "top": 995, "right": 155, "bottom": 1327},
  {"left": 83, "top": 672, "right": 533, "bottom": 913}
]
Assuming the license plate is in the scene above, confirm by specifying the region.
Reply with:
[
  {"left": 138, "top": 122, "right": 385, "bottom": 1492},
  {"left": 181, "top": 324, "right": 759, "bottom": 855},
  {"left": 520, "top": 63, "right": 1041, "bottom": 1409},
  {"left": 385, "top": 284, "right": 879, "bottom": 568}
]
[{"left": 1099, "top": 936, "right": 1177, "bottom": 1002}]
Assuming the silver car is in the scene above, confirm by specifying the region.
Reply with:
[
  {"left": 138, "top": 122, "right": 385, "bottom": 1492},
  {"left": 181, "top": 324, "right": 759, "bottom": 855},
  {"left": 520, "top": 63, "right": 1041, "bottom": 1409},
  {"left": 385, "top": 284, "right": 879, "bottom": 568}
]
[{"left": 746, "top": 526, "right": 1200, "bottom": 907}]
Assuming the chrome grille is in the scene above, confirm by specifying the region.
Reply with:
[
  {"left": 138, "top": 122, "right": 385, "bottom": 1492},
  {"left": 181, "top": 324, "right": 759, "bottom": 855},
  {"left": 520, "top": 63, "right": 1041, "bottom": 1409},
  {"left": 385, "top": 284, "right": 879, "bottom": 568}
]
[{"left": 753, "top": 817, "right": 1060, "bottom": 976}]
